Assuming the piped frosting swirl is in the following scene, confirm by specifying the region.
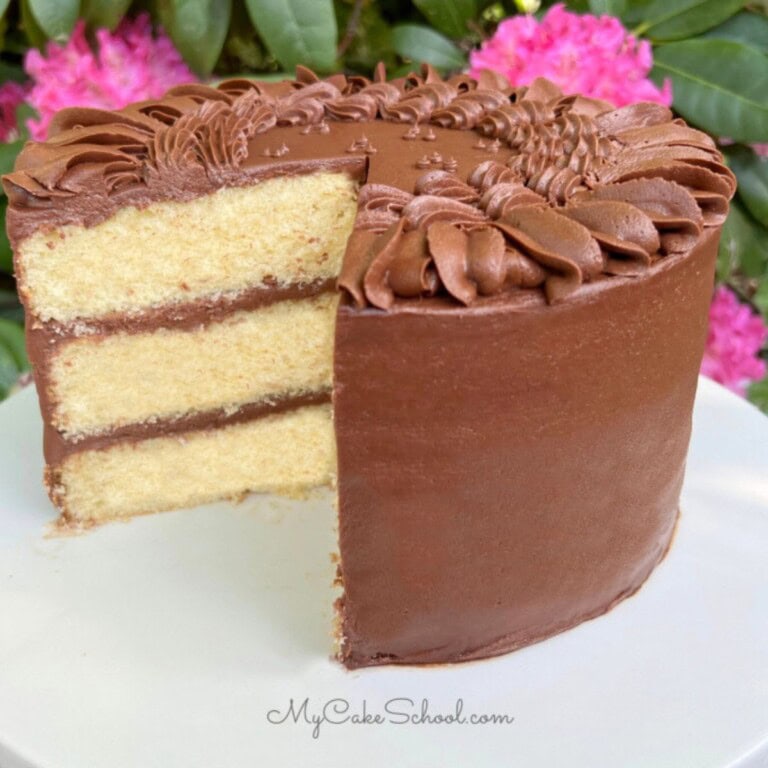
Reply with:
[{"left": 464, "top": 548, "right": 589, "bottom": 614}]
[{"left": 337, "top": 77, "right": 734, "bottom": 308}]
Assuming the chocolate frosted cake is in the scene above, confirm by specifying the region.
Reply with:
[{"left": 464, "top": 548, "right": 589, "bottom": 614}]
[{"left": 3, "top": 65, "right": 735, "bottom": 667}]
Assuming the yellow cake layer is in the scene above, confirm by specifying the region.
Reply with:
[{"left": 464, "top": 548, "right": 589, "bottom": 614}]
[
  {"left": 19, "top": 173, "right": 357, "bottom": 324},
  {"left": 53, "top": 404, "right": 335, "bottom": 522},
  {"left": 49, "top": 293, "right": 338, "bottom": 439}
]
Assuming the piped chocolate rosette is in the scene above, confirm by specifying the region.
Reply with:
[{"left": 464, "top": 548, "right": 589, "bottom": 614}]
[{"left": 339, "top": 77, "right": 736, "bottom": 307}]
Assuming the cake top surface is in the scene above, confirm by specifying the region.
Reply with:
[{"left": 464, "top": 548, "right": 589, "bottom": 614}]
[{"left": 3, "top": 64, "right": 735, "bottom": 308}]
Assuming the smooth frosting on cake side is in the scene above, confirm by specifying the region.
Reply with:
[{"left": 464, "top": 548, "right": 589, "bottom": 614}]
[{"left": 335, "top": 229, "right": 720, "bottom": 667}]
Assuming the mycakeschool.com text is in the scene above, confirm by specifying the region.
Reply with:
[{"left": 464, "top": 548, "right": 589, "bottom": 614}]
[{"left": 266, "top": 697, "right": 515, "bottom": 739}]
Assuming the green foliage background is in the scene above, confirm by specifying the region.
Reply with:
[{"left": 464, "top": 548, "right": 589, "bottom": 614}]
[{"left": 0, "top": 0, "right": 767, "bottom": 407}]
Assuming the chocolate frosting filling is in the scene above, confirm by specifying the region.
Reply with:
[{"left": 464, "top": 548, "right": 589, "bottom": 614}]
[
  {"left": 37, "top": 277, "right": 336, "bottom": 338},
  {"left": 42, "top": 389, "right": 332, "bottom": 466}
]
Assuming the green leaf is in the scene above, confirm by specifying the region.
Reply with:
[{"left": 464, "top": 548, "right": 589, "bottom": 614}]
[
  {"left": 392, "top": 24, "right": 466, "bottom": 71},
  {"left": 612, "top": 0, "right": 652, "bottom": 18},
  {"left": 0, "top": 288, "right": 23, "bottom": 324},
  {"left": 0, "top": 318, "right": 28, "bottom": 370},
  {"left": 703, "top": 10, "right": 768, "bottom": 52},
  {"left": 589, "top": 0, "right": 627, "bottom": 14},
  {"left": 335, "top": 0, "right": 395, "bottom": 72},
  {"left": 246, "top": 0, "right": 338, "bottom": 73},
  {"left": 221, "top": 0, "right": 270, "bottom": 71},
  {"left": 413, "top": 0, "right": 476, "bottom": 39},
  {"left": 0, "top": 0, "right": 10, "bottom": 19},
  {"left": 717, "top": 201, "right": 768, "bottom": 282},
  {"left": 634, "top": 0, "right": 746, "bottom": 41},
  {"left": 652, "top": 40, "right": 768, "bottom": 144},
  {"left": 747, "top": 376, "right": 768, "bottom": 414},
  {"left": 0, "top": 340, "right": 19, "bottom": 399},
  {"left": 20, "top": 0, "right": 48, "bottom": 48},
  {"left": 0, "top": 140, "right": 23, "bottom": 179},
  {"left": 564, "top": 0, "right": 591, "bottom": 11},
  {"left": 388, "top": 62, "right": 422, "bottom": 79},
  {"left": 158, "top": 0, "right": 232, "bottom": 76},
  {"left": 0, "top": 198, "right": 12, "bottom": 274},
  {"left": 81, "top": 0, "right": 132, "bottom": 29},
  {"left": 0, "top": 62, "right": 26, "bottom": 84},
  {"left": 753, "top": 278, "right": 768, "bottom": 317},
  {"left": 28, "top": 0, "right": 79, "bottom": 40},
  {"left": 725, "top": 146, "right": 768, "bottom": 228},
  {"left": 226, "top": 72, "right": 292, "bottom": 83},
  {"left": 14, "top": 103, "right": 38, "bottom": 142}
]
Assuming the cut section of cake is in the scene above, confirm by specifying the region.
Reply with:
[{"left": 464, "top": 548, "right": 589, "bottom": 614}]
[
  {"left": 3, "top": 66, "right": 735, "bottom": 667},
  {"left": 17, "top": 159, "right": 361, "bottom": 519}
]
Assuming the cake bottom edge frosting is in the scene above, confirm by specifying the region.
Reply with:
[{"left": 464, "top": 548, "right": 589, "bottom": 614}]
[{"left": 338, "top": 508, "right": 680, "bottom": 669}]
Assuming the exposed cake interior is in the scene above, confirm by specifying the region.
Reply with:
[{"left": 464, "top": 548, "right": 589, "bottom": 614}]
[
  {"left": 19, "top": 172, "right": 356, "bottom": 323},
  {"left": 48, "top": 294, "right": 338, "bottom": 438},
  {"left": 55, "top": 404, "right": 335, "bottom": 520},
  {"left": 30, "top": 171, "right": 358, "bottom": 520}
]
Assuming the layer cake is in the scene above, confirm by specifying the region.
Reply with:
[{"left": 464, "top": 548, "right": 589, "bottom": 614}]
[{"left": 3, "top": 66, "right": 735, "bottom": 667}]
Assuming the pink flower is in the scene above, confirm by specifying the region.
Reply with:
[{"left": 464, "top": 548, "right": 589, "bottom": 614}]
[
  {"left": 469, "top": 3, "right": 671, "bottom": 107},
  {"left": 0, "top": 82, "right": 26, "bottom": 142},
  {"left": 24, "top": 13, "right": 196, "bottom": 141},
  {"left": 754, "top": 144, "right": 768, "bottom": 158},
  {"left": 701, "top": 286, "right": 767, "bottom": 397}
]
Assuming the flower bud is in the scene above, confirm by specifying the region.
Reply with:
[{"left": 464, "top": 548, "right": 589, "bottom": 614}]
[{"left": 514, "top": 0, "right": 541, "bottom": 12}]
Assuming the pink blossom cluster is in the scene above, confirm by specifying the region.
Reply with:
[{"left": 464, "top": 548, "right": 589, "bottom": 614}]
[
  {"left": 0, "top": 82, "right": 26, "bottom": 142},
  {"left": 469, "top": 3, "right": 671, "bottom": 107},
  {"left": 701, "top": 286, "right": 767, "bottom": 396},
  {"left": 24, "top": 13, "right": 195, "bottom": 141}
]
